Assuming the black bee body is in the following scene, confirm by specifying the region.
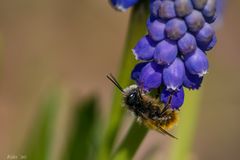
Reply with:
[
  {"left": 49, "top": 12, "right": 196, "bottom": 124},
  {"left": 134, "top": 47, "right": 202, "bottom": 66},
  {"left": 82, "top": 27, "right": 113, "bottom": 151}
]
[{"left": 107, "top": 74, "right": 178, "bottom": 139}]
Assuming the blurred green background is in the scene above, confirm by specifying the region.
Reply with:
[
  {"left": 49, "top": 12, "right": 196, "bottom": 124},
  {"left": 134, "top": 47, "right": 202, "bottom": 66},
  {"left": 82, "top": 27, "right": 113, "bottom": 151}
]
[{"left": 0, "top": 0, "right": 239, "bottom": 160}]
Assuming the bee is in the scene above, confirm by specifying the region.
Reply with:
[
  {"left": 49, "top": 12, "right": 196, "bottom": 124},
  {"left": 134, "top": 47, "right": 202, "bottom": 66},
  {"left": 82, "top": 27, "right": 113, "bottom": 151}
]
[{"left": 107, "top": 73, "right": 179, "bottom": 139}]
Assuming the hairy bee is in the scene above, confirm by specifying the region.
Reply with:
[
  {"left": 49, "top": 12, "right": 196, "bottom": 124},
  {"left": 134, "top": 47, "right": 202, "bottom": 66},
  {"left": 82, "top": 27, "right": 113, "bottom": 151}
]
[{"left": 107, "top": 73, "right": 178, "bottom": 139}]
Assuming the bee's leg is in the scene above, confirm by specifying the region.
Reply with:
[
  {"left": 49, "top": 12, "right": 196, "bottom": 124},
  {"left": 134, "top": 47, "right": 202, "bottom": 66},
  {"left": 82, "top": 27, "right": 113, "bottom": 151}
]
[{"left": 159, "top": 94, "right": 173, "bottom": 116}]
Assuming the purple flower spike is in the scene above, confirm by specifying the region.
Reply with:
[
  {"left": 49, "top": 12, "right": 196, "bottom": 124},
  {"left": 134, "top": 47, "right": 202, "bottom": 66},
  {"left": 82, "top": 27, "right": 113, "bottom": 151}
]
[
  {"left": 131, "top": 62, "right": 148, "bottom": 82},
  {"left": 185, "top": 10, "right": 205, "bottom": 32},
  {"left": 163, "top": 58, "right": 185, "bottom": 90},
  {"left": 147, "top": 18, "right": 165, "bottom": 42},
  {"left": 154, "top": 40, "right": 178, "bottom": 65},
  {"left": 165, "top": 18, "right": 187, "bottom": 40},
  {"left": 178, "top": 33, "right": 197, "bottom": 55},
  {"left": 133, "top": 36, "right": 156, "bottom": 60},
  {"left": 139, "top": 62, "right": 163, "bottom": 91},
  {"left": 160, "top": 87, "right": 184, "bottom": 110},
  {"left": 184, "top": 48, "right": 209, "bottom": 77},
  {"left": 197, "top": 32, "right": 217, "bottom": 51},
  {"left": 158, "top": 1, "right": 176, "bottom": 19},
  {"left": 150, "top": 0, "right": 162, "bottom": 18},
  {"left": 175, "top": 0, "right": 193, "bottom": 17},
  {"left": 202, "top": 0, "right": 216, "bottom": 20},
  {"left": 191, "top": 0, "right": 207, "bottom": 10},
  {"left": 183, "top": 69, "right": 203, "bottom": 89},
  {"left": 110, "top": 0, "right": 140, "bottom": 11}
]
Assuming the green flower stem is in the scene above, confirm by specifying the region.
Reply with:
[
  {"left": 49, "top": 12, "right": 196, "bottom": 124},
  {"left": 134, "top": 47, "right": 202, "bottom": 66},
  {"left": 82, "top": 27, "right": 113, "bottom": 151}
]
[
  {"left": 169, "top": 89, "right": 202, "bottom": 160},
  {"left": 98, "top": 1, "right": 149, "bottom": 160}
]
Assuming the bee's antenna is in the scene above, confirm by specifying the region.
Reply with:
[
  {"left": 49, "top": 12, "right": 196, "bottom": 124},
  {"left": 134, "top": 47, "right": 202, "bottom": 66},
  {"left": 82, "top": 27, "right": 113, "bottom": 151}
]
[{"left": 106, "top": 73, "right": 124, "bottom": 93}]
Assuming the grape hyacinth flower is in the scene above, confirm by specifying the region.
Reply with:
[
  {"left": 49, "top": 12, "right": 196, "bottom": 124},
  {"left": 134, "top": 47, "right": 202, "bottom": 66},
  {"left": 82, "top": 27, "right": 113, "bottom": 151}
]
[
  {"left": 130, "top": 0, "right": 219, "bottom": 109},
  {"left": 109, "top": 0, "right": 220, "bottom": 109}
]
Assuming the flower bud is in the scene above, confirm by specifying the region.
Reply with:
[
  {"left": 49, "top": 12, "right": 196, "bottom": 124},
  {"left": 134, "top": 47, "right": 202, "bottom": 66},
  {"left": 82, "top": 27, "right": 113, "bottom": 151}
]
[
  {"left": 147, "top": 18, "right": 165, "bottom": 42},
  {"left": 133, "top": 35, "right": 156, "bottom": 60},
  {"left": 202, "top": 0, "right": 216, "bottom": 20},
  {"left": 110, "top": 0, "right": 139, "bottom": 11},
  {"left": 163, "top": 58, "right": 185, "bottom": 90},
  {"left": 158, "top": 0, "right": 176, "bottom": 19},
  {"left": 150, "top": 0, "right": 162, "bottom": 17},
  {"left": 160, "top": 86, "right": 184, "bottom": 110},
  {"left": 165, "top": 18, "right": 187, "bottom": 40},
  {"left": 154, "top": 40, "right": 178, "bottom": 65},
  {"left": 178, "top": 33, "right": 197, "bottom": 55},
  {"left": 197, "top": 32, "right": 216, "bottom": 51},
  {"left": 196, "top": 23, "right": 214, "bottom": 44},
  {"left": 175, "top": 0, "right": 193, "bottom": 17},
  {"left": 196, "top": 23, "right": 215, "bottom": 51},
  {"left": 184, "top": 48, "right": 209, "bottom": 76},
  {"left": 185, "top": 10, "right": 205, "bottom": 32},
  {"left": 191, "top": 0, "right": 207, "bottom": 10},
  {"left": 183, "top": 69, "right": 203, "bottom": 89}
]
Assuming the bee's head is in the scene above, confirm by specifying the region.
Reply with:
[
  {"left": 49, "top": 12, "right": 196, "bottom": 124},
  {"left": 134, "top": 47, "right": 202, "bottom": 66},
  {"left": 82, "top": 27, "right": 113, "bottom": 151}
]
[
  {"left": 123, "top": 85, "right": 141, "bottom": 106},
  {"left": 106, "top": 74, "right": 141, "bottom": 107}
]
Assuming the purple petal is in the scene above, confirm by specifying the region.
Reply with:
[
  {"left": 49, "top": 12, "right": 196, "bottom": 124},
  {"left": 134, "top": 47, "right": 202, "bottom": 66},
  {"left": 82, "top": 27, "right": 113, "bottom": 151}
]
[
  {"left": 185, "top": 10, "right": 205, "bottom": 32},
  {"left": 133, "top": 35, "right": 156, "bottom": 60},
  {"left": 163, "top": 58, "right": 185, "bottom": 90},
  {"left": 160, "top": 87, "right": 184, "bottom": 110},
  {"left": 184, "top": 48, "right": 209, "bottom": 76},
  {"left": 174, "top": 0, "right": 193, "bottom": 17},
  {"left": 183, "top": 69, "right": 203, "bottom": 89},
  {"left": 178, "top": 33, "right": 197, "bottom": 55},
  {"left": 147, "top": 18, "right": 165, "bottom": 42},
  {"left": 110, "top": 0, "right": 140, "bottom": 11},
  {"left": 165, "top": 18, "right": 187, "bottom": 40},
  {"left": 154, "top": 40, "right": 178, "bottom": 65}
]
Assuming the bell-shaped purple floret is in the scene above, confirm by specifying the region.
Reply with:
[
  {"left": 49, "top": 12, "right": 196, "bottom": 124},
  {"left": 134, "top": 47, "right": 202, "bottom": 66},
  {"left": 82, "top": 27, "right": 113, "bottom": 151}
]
[
  {"left": 133, "top": 35, "right": 156, "bottom": 60},
  {"left": 185, "top": 10, "right": 205, "bottom": 32},
  {"left": 131, "top": 62, "right": 148, "bottom": 82},
  {"left": 183, "top": 69, "right": 203, "bottom": 89},
  {"left": 158, "top": 0, "right": 176, "bottom": 19},
  {"left": 163, "top": 58, "right": 185, "bottom": 90},
  {"left": 191, "top": 0, "right": 207, "bottom": 10},
  {"left": 110, "top": 0, "right": 140, "bottom": 11},
  {"left": 202, "top": 0, "right": 216, "bottom": 22},
  {"left": 147, "top": 18, "right": 165, "bottom": 42},
  {"left": 150, "top": 0, "right": 162, "bottom": 18},
  {"left": 165, "top": 18, "right": 187, "bottom": 40},
  {"left": 154, "top": 40, "right": 178, "bottom": 65},
  {"left": 196, "top": 23, "right": 214, "bottom": 45},
  {"left": 175, "top": 0, "right": 193, "bottom": 17},
  {"left": 206, "top": 34, "right": 217, "bottom": 51},
  {"left": 160, "top": 87, "right": 184, "bottom": 110},
  {"left": 184, "top": 48, "right": 209, "bottom": 77},
  {"left": 197, "top": 32, "right": 217, "bottom": 51},
  {"left": 178, "top": 33, "right": 197, "bottom": 55},
  {"left": 196, "top": 23, "right": 215, "bottom": 51},
  {"left": 139, "top": 62, "right": 163, "bottom": 91}
]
